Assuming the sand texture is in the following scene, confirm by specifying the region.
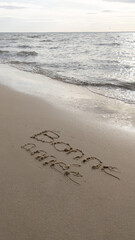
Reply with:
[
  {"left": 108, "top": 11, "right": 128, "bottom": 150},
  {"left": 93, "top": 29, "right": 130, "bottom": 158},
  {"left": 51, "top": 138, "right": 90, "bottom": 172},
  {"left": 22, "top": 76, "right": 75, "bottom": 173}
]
[{"left": 0, "top": 83, "right": 135, "bottom": 240}]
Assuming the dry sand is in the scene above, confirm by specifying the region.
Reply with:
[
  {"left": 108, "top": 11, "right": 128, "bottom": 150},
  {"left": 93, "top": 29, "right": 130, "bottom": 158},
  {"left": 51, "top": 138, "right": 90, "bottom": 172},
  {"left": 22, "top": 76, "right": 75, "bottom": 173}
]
[{"left": 0, "top": 83, "right": 135, "bottom": 240}]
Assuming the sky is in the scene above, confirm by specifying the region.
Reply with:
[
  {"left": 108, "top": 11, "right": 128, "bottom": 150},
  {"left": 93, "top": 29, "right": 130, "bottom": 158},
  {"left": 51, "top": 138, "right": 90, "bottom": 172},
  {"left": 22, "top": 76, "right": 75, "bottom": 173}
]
[{"left": 0, "top": 0, "right": 135, "bottom": 32}]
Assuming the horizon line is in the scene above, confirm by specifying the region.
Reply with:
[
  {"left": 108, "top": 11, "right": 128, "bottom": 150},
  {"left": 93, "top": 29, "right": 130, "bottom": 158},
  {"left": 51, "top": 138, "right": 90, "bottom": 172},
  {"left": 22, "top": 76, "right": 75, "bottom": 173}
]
[{"left": 0, "top": 31, "right": 135, "bottom": 33}]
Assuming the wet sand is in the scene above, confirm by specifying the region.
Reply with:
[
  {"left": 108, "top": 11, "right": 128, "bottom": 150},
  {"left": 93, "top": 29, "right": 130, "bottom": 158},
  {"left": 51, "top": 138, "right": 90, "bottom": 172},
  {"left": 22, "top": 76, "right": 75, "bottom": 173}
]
[{"left": 0, "top": 82, "right": 135, "bottom": 240}]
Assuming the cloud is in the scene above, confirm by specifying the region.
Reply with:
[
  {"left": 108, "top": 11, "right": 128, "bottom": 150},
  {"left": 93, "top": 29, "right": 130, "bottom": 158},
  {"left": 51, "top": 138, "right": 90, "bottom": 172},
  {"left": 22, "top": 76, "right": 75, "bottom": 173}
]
[
  {"left": 0, "top": 0, "right": 135, "bottom": 32},
  {"left": 0, "top": 1, "right": 36, "bottom": 9},
  {"left": 0, "top": 5, "right": 26, "bottom": 9},
  {"left": 102, "top": 10, "right": 114, "bottom": 12},
  {"left": 105, "top": 0, "right": 135, "bottom": 3}
]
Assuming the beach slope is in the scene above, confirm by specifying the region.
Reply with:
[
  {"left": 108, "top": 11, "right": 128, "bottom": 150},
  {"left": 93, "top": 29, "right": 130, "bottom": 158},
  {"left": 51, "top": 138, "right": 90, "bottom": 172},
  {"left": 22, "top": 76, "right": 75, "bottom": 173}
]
[{"left": 0, "top": 82, "right": 135, "bottom": 240}]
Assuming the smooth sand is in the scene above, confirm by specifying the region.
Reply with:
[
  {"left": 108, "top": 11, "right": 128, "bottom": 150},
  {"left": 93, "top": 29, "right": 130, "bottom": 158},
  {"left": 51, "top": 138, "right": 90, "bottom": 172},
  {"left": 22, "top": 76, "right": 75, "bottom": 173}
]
[{"left": 0, "top": 83, "right": 135, "bottom": 240}]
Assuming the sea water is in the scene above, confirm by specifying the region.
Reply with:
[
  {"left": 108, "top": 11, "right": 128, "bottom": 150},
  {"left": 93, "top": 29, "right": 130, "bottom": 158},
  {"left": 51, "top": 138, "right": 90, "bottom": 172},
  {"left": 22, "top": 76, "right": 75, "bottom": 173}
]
[{"left": 0, "top": 32, "right": 135, "bottom": 128}]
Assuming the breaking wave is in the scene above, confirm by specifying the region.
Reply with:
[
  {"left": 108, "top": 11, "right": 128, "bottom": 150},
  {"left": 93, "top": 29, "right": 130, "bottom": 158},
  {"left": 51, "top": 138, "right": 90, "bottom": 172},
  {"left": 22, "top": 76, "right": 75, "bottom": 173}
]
[
  {"left": 88, "top": 81, "right": 135, "bottom": 91},
  {"left": 17, "top": 51, "right": 38, "bottom": 56},
  {"left": 0, "top": 50, "right": 9, "bottom": 54},
  {"left": 17, "top": 45, "right": 32, "bottom": 48},
  {"left": 96, "top": 43, "right": 121, "bottom": 46}
]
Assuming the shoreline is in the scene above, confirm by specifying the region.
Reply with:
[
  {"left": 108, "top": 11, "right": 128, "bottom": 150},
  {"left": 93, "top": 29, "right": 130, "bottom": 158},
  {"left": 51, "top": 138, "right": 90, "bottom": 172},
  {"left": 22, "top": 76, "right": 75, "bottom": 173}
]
[
  {"left": 0, "top": 63, "right": 135, "bottom": 131},
  {"left": 0, "top": 77, "right": 135, "bottom": 239}
]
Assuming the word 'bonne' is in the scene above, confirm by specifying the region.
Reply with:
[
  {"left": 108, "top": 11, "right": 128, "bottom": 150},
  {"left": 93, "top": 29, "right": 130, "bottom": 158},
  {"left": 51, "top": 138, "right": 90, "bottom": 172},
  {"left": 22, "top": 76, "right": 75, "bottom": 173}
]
[{"left": 21, "top": 130, "right": 120, "bottom": 184}]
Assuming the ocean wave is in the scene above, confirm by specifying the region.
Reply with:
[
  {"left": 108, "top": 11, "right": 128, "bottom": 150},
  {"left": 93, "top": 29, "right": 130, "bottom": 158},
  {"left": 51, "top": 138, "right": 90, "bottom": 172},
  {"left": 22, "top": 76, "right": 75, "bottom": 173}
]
[
  {"left": 123, "top": 64, "right": 133, "bottom": 69},
  {"left": 5, "top": 58, "right": 135, "bottom": 105},
  {"left": 17, "top": 51, "right": 38, "bottom": 57},
  {"left": 40, "top": 40, "right": 52, "bottom": 42},
  {"left": 9, "top": 60, "right": 37, "bottom": 65},
  {"left": 96, "top": 43, "right": 120, "bottom": 46},
  {"left": 49, "top": 47, "right": 59, "bottom": 49},
  {"left": 9, "top": 61, "right": 88, "bottom": 86},
  {"left": 27, "top": 35, "right": 41, "bottom": 39},
  {"left": 10, "top": 38, "right": 18, "bottom": 40},
  {"left": 0, "top": 50, "right": 9, "bottom": 54},
  {"left": 7, "top": 60, "right": 135, "bottom": 92},
  {"left": 58, "top": 38, "right": 70, "bottom": 42},
  {"left": 92, "top": 59, "right": 120, "bottom": 64},
  {"left": 34, "top": 67, "right": 90, "bottom": 86},
  {"left": 17, "top": 45, "right": 32, "bottom": 48},
  {"left": 88, "top": 81, "right": 135, "bottom": 91},
  {"left": 0, "top": 45, "right": 10, "bottom": 48}
]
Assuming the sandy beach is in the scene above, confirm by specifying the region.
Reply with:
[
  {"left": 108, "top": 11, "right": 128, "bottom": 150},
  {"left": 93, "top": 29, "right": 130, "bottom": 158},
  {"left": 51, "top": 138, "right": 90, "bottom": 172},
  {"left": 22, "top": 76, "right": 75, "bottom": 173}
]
[{"left": 0, "top": 69, "right": 135, "bottom": 239}]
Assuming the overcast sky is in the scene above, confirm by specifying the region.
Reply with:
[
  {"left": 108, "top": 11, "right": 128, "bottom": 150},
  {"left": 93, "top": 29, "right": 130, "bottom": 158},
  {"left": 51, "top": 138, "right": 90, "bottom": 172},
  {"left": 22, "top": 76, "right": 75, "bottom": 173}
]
[{"left": 0, "top": 0, "right": 135, "bottom": 32}]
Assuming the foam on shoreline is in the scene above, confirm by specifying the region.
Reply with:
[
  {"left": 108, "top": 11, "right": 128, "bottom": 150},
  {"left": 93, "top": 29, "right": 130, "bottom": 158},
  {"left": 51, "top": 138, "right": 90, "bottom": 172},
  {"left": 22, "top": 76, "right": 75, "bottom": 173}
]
[{"left": 0, "top": 63, "right": 135, "bottom": 131}]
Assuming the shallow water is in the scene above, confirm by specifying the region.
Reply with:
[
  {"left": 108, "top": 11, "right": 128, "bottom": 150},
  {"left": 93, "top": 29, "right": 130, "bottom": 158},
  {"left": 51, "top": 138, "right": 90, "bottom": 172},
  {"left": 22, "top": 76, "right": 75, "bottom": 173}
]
[{"left": 0, "top": 63, "right": 135, "bottom": 131}]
